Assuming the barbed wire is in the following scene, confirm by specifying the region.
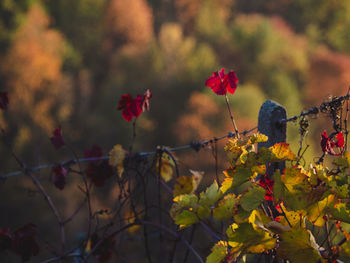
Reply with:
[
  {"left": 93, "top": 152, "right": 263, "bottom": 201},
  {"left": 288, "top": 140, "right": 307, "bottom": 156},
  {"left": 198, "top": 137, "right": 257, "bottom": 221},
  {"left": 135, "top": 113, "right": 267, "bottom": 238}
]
[
  {"left": 279, "top": 93, "right": 350, "bottom": 123},
  {"left": 0, "top": 126, "right": 258, "bottom": 179},
  {"left": 2, "top": 93, "right": 349, "bottom": 180}
]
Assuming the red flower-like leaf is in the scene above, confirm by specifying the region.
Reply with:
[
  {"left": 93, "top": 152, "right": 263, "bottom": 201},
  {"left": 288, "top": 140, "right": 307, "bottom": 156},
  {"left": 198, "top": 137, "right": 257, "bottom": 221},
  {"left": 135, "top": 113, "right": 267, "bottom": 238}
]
[
  {"left": 118, "top": 94, "right": 142, "bottom": 121},
  {"left": 0, "top": 92, "right": 9, "bottom": 110},
  {"left": 52, "top": 165, "right": 67, "bottom": 190},
  {"left": 334, "top": 132, "right": 344, "bottom": 148},
  {"left": 86, "top": 160, "right": 114, "bottom": 187},
  {"left": 321, "top": 131, "right": 344, "bottom": 156},
  {"left": 117, "top": 90, "right": 152, "bottom": 122},
  {"left": 205, "top": 68, "right": 238, "bottom": 95},
  {"left": 0, "top": 228, "right": 12, "bottom": 251},
  {"left": 12, "top": 223, "right": 39, "bottom": 262},
  {"left": 91, "top": 233, "right": 116, "bottom": 263},
  {"left": 50, "top": 127, "right": 65, "bottom": 149},
  {"left": 257, "top": 175, "right": 274, "bottom": 201}
]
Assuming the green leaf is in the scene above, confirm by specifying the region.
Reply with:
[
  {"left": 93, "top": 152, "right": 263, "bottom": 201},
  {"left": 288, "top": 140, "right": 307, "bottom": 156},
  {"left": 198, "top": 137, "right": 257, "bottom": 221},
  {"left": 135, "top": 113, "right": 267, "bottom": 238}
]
[
  {"left": 234, "top": 206, "right": 251, "bottom": 223},
  {"left": 228, "top": 168, "right": 253, "bottom": 189},
  {"left": 199, "top": 182, "right": 221, "bottom": 207},
  {"left": 329, "top": 203, "right": 350, "bottom": 223},
  {"left": 339, "top": 238, "right": 350, "bottom": 262},
  {"left": 226, "top": 222, "right": 276, "bottom": 254},
  {"left": 170, "top": 194, "right": 198, "bottom": 219},
  {"left": 277, "top": 228, "right": 321, "bottom": 262},
  {"left": 213, "top": 194, "right": 236, "bottom": 221},
  {"left": 333, "top": 152, "right": 350, "bottom": 167},
  {"left": 174, "top": 210, "right": 199, "bottom": 229},
  {"left": 239, "top": 185, "right": 266, "bottom": 212},
  {"left": 206, "top": 241, "right": 228, "bottom": 263}
]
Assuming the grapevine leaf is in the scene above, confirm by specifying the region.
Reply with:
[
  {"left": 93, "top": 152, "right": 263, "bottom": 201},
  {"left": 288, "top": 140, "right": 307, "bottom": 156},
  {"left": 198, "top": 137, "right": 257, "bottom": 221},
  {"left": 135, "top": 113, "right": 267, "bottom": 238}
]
[
  {"left": 220, "top": 177, "right": 233, "bottom": 194},
  {"left": 277, "top": 203, "right": 306, "bottom": 228},
  {"left": 264, "top": 221, "right": 291, "bottom": 234},
  {"left": 234, "top": 206, "right": 251, "bottom": 223},
  {"left": 174, "top": 176, "right": 194, "bottom": 197},
  {"left": 248, "top": 210, "right": 273, "bottom": 230},
  {"left": 277, "top": 228, "right": 321, "bottom": 262},
  {"left": 155, "top": 153, "right": 175, "bottom": 182},
  {"left": 248, "top": 133, "right": 268, "bottom": 144},
  {"left": 109, "top": 144, "right": 126, "bottom": 177},
  {"left": 213, "top": 194, "right": 236, "bottom": 221},
  {"left": 329, "top": 203, "right": 350, "bottom": 224},
  {"left": 170, "top": 194, "right": 198, "bottom": 218},
  {"left": 307, "top": 194, "right": 335, "bottom": 226},
  {"left": 189, "top": 169, "right": 204, "bottom": 191},
  {"left": 197, "top": 205, "right": 211, "bottom": 220},
  {"left": 174, "top": 210, "right": 199, "bottom": 229},
  {"left": 333, "top": 152, "right": 350, "bottom": 167},
  {"left": 206, "top": 241, "right": 228, "bottom": 263},
  {"left": 269, "top": 143, "right": 297, "bottom": 161},
  {"left": 226, "top": 222, "right": 276, "bottom": 254},
  {"left": 239, "top": 185, "right": 266, "bottom": 212},
  {"left": 282, "top": 166, "right": 309, "bottom": 190},
  {"left": 339, "top": 239, "right": 350, "bottom": 262},
  {"left": 199, "top": 182, "right": 221, "bottom": 207}
]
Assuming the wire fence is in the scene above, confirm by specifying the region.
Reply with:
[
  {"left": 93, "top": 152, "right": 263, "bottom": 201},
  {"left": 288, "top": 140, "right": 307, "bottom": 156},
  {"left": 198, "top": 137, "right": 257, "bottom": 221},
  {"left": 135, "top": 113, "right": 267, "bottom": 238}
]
[{"left": 1, "top": 93, "right": 349, "bottom": 180}]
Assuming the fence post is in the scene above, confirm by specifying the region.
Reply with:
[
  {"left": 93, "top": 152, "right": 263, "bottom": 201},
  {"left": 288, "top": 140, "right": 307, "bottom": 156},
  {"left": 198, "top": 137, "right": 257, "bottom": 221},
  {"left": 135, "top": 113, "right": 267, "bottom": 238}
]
[{"left": 258, "top": 100, "right": 287, "bottom": 179}]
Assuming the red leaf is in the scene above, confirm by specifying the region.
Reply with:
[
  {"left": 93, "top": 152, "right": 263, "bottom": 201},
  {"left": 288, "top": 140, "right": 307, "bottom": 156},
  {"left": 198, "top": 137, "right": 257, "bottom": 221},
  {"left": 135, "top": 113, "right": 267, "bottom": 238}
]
[
  {"left": 131, "top": 94, "right": 143, "bottom": 118},
  {"left": 12, "top": 223, "right": 39, "bottom": 262},
  {"left": 258, "top": 175, "right": 274, "bottom": 201},
  {"left": 0, "top": 228, "right": 12, "bottom": 251},
  {"left": 50, "top": 127, "right": 65, "bottom": 149},
  {"left": 86, "top": 160, "right": 114, "bottom": 187},
  {"left": 0, "top": 92, "right": 9, "bottom": 110},
  {"left": 91, "top": 234, "right": 116, "bottom": 263},
  {"left": 335, "top": 132, "right": 344, "bottom": 148},
  {"left": 320, "top": 131, "right": 344, "bottom": 156},
  {"left": 205, "top": 68, "right": 238, "bottom": 95},
  {"left": 52, "top": 165, "right": 67, "bottom": 190},
  {"left": 117, "top": 90, "right": 152, "bottom": 121}
]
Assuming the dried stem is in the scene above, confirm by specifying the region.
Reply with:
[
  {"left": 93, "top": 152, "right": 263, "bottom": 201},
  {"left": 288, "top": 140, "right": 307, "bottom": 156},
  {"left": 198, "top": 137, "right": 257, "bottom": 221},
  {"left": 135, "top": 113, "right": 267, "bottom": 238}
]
[{"left": 225, "top": 94, "right": 240, "bottom": 138}]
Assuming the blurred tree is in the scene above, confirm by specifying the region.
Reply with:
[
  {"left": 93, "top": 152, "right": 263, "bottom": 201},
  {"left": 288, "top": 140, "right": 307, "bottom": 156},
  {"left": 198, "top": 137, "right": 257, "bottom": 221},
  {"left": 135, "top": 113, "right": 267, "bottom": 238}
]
[
  {"left": 236, "top": 0, "right": 350, "bottom": 54},
  {"left": 1, "top": 4, "right": 71, "bottom": 157},
  {"left": 0, "top": 0, "right": 31, "bottom": 53}
]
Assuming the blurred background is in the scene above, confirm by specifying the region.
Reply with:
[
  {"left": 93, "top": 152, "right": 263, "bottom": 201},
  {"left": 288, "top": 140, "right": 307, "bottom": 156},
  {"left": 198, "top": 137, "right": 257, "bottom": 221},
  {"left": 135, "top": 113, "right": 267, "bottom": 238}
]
[{"left": 0, "top": 0, "right": 349, "bottom": 261}]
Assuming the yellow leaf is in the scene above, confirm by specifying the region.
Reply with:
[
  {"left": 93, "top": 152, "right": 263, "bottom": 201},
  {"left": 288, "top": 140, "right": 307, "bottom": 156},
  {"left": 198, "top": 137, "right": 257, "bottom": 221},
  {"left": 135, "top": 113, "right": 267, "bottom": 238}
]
[
  {"left": 282, "top": 166, "right": 309, "bottom": 192},
  {"left": 125, "top": 210, "right": 141, "bottom": 234},
  {"left": 269, "top": 142, "right": 297, "bottom": 161},
  {"left": 307, "top": 194, "right": 335, "bottom": 227},
  {"left": 174, "top": 176, "right": 194, "bottom": 197},
  {"left": 155, "top": 152, "right": 175, "bottom": 182},
  {"left": 206, "top": 241, "right": 228, "bottom": 263},
  {"left": 248, "top": 133, "right": 268, "bottom": 144},
  {"left": 278, "top": 203, "right": 306, "bottom": 228},
  {"left": 109, "top": 144, "right": 126, "bottom": 177}
]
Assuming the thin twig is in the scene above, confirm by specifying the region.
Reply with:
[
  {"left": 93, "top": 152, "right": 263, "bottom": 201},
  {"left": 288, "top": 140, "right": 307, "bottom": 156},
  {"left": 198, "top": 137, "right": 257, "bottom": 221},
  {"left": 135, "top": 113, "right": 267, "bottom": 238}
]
[{"left": 225, "top": 94, "right": 240, "bottom": 138}]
